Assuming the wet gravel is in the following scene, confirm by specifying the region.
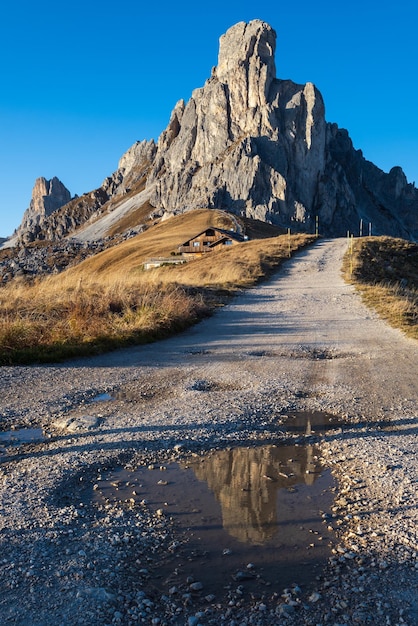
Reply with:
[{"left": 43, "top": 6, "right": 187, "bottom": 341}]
[{"left": 0, "top": 238, "right": 417, "bottom": 625}]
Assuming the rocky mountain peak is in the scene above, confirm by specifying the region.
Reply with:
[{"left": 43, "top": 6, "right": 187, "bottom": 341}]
[
  {"left": 216, "top": 20, "right": 276, "bottom": 108},
  {"left": 16, "top": 177, "right": 72, "bottom": 244},
  {"left": 7, "top": 20, "right": 418, "bottom": 248},
  {"left": 146, "top": 20, "right": 417, "bottom": 239},
  {"left": 147, "top": 19, "right": 327, "bottom": 225},
  {"left": 30, "top": 176, "right": 72, "bottom": 217}
]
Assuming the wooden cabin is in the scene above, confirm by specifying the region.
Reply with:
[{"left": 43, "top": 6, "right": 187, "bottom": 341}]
[{"left": 178, "top": 227, "right": 246, "bottom": 256}]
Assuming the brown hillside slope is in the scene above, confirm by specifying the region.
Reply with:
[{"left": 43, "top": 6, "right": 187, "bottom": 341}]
[{"left": 67, "top": 209, "right": 238, "bottom": 278}]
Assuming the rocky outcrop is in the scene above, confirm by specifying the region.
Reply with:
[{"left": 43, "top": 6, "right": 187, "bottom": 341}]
[
  {"left": 100, "top": 139, "right": 157, "bottom": 199},
  {"left": 321, "top": 127, "right": 418, "bottom": 237},
  {"left": 30, "top": 176, "right": 71, "bottom": 217},
  {"left": 17, "top": 177, "right": 72, "bottom": 244},
  {"left": 0, "top": 240, "right": 107, "bottom": 283}
]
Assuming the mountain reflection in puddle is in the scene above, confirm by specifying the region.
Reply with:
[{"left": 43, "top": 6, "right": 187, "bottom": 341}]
[
  {"left": 188, "top": 444, "right": 321, "bottom": 545},
  {"left": 94, "top": 441, "right": 334, "bottom": 594}
]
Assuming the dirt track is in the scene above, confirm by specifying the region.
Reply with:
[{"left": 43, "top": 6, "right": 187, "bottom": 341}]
[{"left": 0, "top": 238, "right": 417, "bottom": 625}]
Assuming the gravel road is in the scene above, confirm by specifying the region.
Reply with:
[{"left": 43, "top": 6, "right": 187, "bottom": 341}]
[{"left": 0, "top": 238, "right": 417, "bottom": 625}]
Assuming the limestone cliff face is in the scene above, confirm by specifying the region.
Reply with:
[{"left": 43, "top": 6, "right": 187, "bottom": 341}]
[
  {"left": 30, "top": 177, "right": 71, "bottom": 217},
  {"left": 17, "top": 177, "right": 72, "bottom": 243},
  {"left": 12, "top": 20, "right": 418, "bottom": 244},
  {"left": 148, "top": 20, "right": 327, "bottom": 228},
  {"left": 321, "top": 126, "right": 418, "bottom": 237},
  {"left": 146, "top": 19, "right": 417, "bottom": 239},
  {"left": 101, "top": 139, "right": 157, "bottom": 198}
]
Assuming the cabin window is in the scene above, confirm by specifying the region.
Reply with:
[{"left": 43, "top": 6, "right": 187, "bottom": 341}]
[
  {"left": 224, "top": 240, "right": 232, "bottom": 245},
  {"left": 206, "top": 229, "right": 215, "bottom": 237},
  {"left": 193, "top": 241, "right": 200, "bottom": 247}
]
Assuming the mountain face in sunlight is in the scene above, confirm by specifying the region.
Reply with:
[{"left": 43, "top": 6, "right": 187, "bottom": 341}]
[{"left": 8, "top": 20, "right": 418, "bottom": 248}]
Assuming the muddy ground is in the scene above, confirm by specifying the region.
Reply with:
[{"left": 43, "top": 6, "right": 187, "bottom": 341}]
[{"left": 0, "top": 238, "right": 417, "bottom": 625}]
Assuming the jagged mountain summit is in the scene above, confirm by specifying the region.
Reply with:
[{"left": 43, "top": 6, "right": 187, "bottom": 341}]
[
  {"left": 146, "top": 19, "right": 417, "bottom": 239},
  {"left": 9, "top": 20, "right": 418, "bottom": 245},
  {"left": 15, "top": 177, "right": 72, "bottom": 244}
]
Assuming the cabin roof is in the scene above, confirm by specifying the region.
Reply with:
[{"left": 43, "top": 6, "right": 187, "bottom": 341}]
[{"left": 179, "top": 227, "right": 245, "bottom": 247}]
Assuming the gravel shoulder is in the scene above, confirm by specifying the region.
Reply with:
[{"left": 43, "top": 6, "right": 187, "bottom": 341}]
[{"left": 0, "top": 238, "right": 417, "bottom": 625}]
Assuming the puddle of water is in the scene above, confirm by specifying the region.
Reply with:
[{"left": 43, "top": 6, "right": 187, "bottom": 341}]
[
  {"left": 114, "top": 388, "right": 155, "bottom": 402},
  {"left": 91, "top": 388, "right": 156, "bottom": 403},
  {"left": 246, "top": 349, "right": 276, "bottom": 357},
  {"left": 283, "top": 411, "right": 343, "bottom": 436},
  {"left": 91, "top": 393, "right": 113, "bottom": 403},
  {"left": 93, "top": 441, "right": 335, "bottom": 596},
  {"left": 0, "top": 428, "right": 44, "bottom": 446}
]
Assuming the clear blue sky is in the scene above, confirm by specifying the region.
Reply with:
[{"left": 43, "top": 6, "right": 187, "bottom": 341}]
[{"left": 1, "top": 0, "right": 417, "bottom": 237}]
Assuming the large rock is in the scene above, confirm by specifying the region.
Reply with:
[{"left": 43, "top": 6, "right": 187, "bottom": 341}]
[{"left": 148, "top": 20, "right": 327, "bottom": 224}]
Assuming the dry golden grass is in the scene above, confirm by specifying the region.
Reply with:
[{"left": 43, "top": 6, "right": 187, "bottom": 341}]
[
  {"left": 344, "top": 236, "right": 418, "bottom": 340},
  {"left": 149, "top": 232, "right": 316, "bottom": 290},
  {"left": 0, "top": 209, "right": 316, "bottom": 364},
  {"left": 0, "top": 276, "right": 207, "bottom": 364},
  {"left": 66, "top": 209, "right": 238, "bottom": 278}
]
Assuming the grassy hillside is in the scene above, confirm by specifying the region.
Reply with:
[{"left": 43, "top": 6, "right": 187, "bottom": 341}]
[
  {"left": 67, "top": 209, "right": 238, "bottom": 278},
  {"left": 344, "top": 236, "right": 418, "bottom": 340},
  {"left": 0, "top": 210, "right": 316, "bottom": 364}
]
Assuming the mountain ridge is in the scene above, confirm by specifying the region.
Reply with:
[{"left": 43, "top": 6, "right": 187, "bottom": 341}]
[{"left": 5, "top": 19, "right": 418, "bottom": 246}]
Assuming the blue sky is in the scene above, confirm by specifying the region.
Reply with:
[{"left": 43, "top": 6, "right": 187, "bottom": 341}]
[{"left": 1, "top": 0, "right": 417, "bottom": 237}]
